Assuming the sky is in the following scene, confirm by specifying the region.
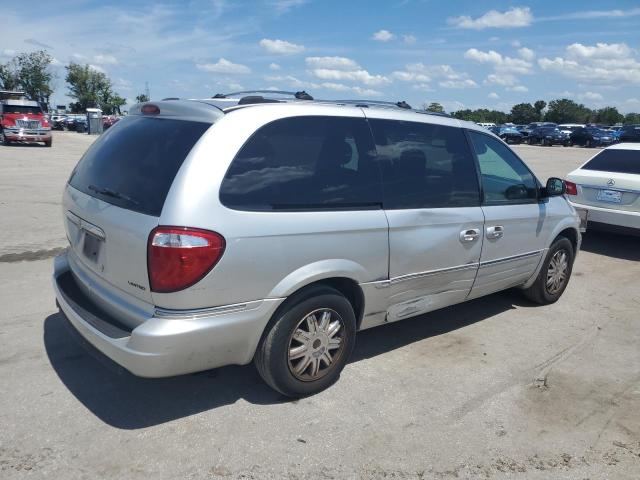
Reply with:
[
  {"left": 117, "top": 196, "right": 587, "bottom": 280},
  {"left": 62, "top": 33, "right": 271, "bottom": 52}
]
[{"left": 2, "top": 0, "right": 640, "bottom": 113}]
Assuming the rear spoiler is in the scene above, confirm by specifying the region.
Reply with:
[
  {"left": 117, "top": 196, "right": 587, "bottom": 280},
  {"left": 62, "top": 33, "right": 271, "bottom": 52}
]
[{"left": 129, "top": 100, "right": 224, "bottom": 123}]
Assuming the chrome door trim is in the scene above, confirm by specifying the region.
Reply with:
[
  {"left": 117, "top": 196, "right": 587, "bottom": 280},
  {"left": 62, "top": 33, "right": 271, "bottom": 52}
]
[
  {"left": 389, "top": 262, "right": 479, "bottom": 286},
  {"left": 66, "top": 210, "right": 106, "bottom": 240},
  {"left": 154, "top": 299, "right": 272, "bottom": 320},
  {"left": 479, "top": 249, "right": 543, "bottom": 267}
]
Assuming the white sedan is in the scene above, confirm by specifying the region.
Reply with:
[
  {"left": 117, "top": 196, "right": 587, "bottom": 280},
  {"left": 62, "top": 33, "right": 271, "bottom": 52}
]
[{"left": 565, "top": 143, "right": 640, "bottom": 235}]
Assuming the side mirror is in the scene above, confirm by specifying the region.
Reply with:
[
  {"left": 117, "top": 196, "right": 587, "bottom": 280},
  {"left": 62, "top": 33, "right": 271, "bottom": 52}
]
[{"left": 545, "top": 177, "right": 566, "bottom": 197}]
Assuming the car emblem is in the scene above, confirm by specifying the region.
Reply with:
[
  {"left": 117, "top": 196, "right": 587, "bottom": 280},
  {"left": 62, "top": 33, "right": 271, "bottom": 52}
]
[{"left": 607, "top": 178, "right": 615, "bottom": 187}]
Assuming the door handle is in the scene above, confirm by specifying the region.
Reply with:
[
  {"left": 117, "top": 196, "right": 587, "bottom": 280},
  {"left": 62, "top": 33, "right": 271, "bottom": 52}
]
[
  {"left": 486, "top": 225, "right": 504, "bottom": 239},
  {"left": 459, "top": 228, "right": 480, "bottom": 243}
]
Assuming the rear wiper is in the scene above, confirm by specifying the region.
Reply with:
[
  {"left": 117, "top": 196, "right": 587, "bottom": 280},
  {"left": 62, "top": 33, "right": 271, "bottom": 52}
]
[{"left": 88, "top": 184, "right": 139, "bottom": 205}]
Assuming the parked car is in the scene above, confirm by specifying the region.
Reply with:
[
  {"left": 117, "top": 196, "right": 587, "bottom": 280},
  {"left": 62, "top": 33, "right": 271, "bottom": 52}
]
[
  {"left": 491, "top": 125, "right": 523, "bottom": 144},
  {"left": 102, "top": 115, "right": 120, "bottom": 130},
  {"left": 51, "top": 115, "right": 67, "bottom": 131},
  {"left": 53, "top": 96, "right": 581, "bottom": 397},
  {"left": 558, "top": 124, "right": 585, "bottom": 136},
  {"left": 566, "top": 143, "right": 640, "bottom": 235},
  {"left": 0, "top": 98, "right": 52, "bottom": 146},
  {"left": 527, "top": 126, "right": 569, "bottom": 146},
  {"left": 569, "top": 127, "right": 614, "bottom": 148},
  {"left": 607, "top": 126, "right": 624, "bottom": 142},
  {"left": 619, "top": 125, "right": 640, "bottom": 143}
]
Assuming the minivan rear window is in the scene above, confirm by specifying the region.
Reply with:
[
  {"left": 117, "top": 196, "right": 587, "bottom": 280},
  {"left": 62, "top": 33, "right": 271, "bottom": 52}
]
[
  {"left": 69, "top": 116, "right": 211, "bottom": 216},
  {"left": 582, "top": 149, "right": 640, "bottom": 175}
]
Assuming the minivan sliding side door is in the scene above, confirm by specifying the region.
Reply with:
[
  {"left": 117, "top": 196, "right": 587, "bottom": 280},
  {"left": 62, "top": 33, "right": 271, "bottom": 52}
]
[{"left": 366, "top": 116, "right": 484, "bottom": 324}]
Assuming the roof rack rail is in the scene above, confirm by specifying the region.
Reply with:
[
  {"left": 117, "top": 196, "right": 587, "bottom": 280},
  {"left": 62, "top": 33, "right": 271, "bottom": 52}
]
[
  {"left": 332, "top": 99, "right": 413, "bottom": 110},
  {"left": 213, "top": 90, "right": 314, "bottom": 100},
  {"left": 162, "top": 97, "right": 180, "bottom": 101}
]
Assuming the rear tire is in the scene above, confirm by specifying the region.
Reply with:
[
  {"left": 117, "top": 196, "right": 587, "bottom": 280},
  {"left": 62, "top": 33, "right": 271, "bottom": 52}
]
[
  {"left": 0, "top": 129, "right": 10, "bottom": 146},
  {"left": 586, "top": 139, "right": 592, "bottom": 148},
  {"left": 522, "top": 237, "right": 574, "bottom": 305},
  {"left": 44, "top": 139, "right": 52, "bottom": 147},
  {"left": 255, "top": 286, "right": 356, "bottom": 397}
]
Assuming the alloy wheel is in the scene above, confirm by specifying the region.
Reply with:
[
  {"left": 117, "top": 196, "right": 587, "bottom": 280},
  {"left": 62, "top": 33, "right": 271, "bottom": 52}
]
[
  {"left": 546, "top": 249, "right": 569, "bottom": 295},
  {"left": 287, "top": 308, "right": 345, "bottom": 382}
]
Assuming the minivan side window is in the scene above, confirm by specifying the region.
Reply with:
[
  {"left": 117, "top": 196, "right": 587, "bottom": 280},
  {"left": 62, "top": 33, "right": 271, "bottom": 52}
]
[
  {"left": 368, "top": 119, "right": 480, "bottom": 209},
  {"left": 468, "top": 131, "right": 538, "bottom": 205},
  {"left": 220, "top": 116, "right": 382, "bottom": 211}
]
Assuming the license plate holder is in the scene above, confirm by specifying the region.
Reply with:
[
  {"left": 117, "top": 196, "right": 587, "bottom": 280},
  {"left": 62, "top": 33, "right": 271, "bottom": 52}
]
[
  {"left": 596, "top": 189, "right": 622, "bottom": 204},
  {"left": 82, "top": 232, "right": 102, "bottom": 263}
]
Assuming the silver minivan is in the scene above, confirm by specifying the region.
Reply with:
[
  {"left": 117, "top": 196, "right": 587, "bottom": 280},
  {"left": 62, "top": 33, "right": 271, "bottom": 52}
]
[{"left": 53, "top": 94, "right": 581, "bottom": 396}]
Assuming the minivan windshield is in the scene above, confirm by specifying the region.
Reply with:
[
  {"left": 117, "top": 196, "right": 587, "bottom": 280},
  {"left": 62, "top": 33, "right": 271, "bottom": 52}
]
[
  {"left": 582, "top": 149, "right": 640, "bottom": 175},
  {"left": 68, "top": 116, "right": 211, "bottom": 216}
]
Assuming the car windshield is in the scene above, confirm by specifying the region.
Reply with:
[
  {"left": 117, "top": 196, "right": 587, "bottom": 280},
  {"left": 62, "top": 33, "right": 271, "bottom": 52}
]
[
  {"left": 582, "top": 149, "right": 640, "bottom": 175},
  {"left": 2, "top": 105, "right": 42, "bottom": 115}
]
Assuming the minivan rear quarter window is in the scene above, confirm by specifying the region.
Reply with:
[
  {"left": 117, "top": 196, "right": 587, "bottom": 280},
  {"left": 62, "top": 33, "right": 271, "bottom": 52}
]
[
  {"left": 220, "top": 116, "right": 382, "bottom": 211},
  {"left": 582, "top": 149, "right": 640, "bottom": 175},
  {"left": 68, "top": 116, "right": 211, "bottom": 216}
]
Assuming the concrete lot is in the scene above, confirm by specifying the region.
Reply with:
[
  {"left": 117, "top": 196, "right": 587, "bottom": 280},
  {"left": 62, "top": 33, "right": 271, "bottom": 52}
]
[{"left": 1, "top": 132, "right": 638, "bottom": 479}]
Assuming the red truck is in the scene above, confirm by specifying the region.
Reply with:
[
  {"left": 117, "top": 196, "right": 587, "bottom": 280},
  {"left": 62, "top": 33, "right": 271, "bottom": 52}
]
[{"left": 0, "top": 92, "right": 52, "bottom": 147}]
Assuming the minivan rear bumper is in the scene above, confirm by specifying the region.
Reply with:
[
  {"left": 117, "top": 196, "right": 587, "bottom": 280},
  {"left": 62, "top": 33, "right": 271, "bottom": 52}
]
[{"left": 53, "top": 252, "right": 284, "bottom": 377}]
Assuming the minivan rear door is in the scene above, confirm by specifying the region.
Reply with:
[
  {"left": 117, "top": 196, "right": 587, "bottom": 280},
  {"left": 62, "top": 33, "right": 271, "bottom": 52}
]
[
  {"left": 366, "top": 115, "right": 484, "bottom": 322},
  {"left": 64, "top": 113, "right": 214, "bottom": 321}
]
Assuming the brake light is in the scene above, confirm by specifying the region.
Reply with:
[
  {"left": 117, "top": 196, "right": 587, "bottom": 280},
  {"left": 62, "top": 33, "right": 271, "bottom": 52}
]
[
  {"left": 565, "top": 181, "right": 578, "bottom": 196},
  {"left": 141, "top": 104, "right": 160, "bottom": 115},
  {"left": 147, "top": 227, "right": 225, "bottom": 293}
]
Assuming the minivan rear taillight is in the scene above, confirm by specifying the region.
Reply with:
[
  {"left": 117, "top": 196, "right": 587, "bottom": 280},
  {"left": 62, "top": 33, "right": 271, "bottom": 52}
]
[{"left": 148, "top": 227, "right": 225, "bottom": 293}]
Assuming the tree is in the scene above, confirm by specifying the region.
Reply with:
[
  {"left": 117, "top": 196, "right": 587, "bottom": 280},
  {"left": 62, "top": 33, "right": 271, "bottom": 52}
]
[
  {"left": 135, "top": 93, "right": 149, "bottom": 103},
  {"left": 0, "top": 50, "right": 54, "bottom": 106},
  {"left": 450, "top": 108, "right": 508, "bottom": 124},
  {"left": 65, "top": 62, "right": 125, "bottom": 114},
  {"left": 510, "top": 103, "right": 539, "bottom": 124},
  {"left": 534, "top": 100, "right": 547, "bottom": 120},
  {"left": 424, "top": 102, "right": 444, "bottom": 113},
  {"left": 592, "top": 107, "right": 623, "bottom": 125},
  {"left": 624, "top": 113, "right": 640, "bottom": 124},
  {"left": 544, "top": 99, "right": 592, "bottom": 124}
]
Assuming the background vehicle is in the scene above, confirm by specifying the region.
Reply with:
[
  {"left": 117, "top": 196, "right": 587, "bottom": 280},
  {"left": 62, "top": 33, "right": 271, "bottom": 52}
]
[
  {"left": 527, "top": 126, "right": 569, "bottom": 146},
  {"left": 619, "top": 125, "right": 640, "bottom": 143},
  {"left": 566, "top": 143, "right": 640, "bottom": 235},
  {"left": 558, "top": 124, "right": 584, "bottom": 136},
  {"left": 477, "top": 122, "right": 496, "bottom": 128},
  {"left": 102, "top": 115, "right": 120, "bottom": 130},
  {"left": 53, "top": 94, "right": 581, "bottom": 397},
  {"left": 489, "top": 125, "right": 523, "bottom": 144},
  {"left": 0, "top": 98, "right": 52, "bottom": 146},
  {"left": 51, "top": 115, "right": 68, "bottom": 130},
  {"left": 569, "top": 126, "right": 614, "bottom": 148}
]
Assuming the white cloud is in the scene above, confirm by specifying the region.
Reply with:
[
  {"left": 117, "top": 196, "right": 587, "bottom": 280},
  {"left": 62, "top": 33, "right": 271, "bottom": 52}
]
[
  {"left": 1, "top": 49, "right": 16, "bottom": 58},
  {"left": 507, "top": 85, "right": 528, "bottom": 92},
  {"left": 372, "top": 29, "right": 394, "bottom": 42},
  {"left": 484, "top": 73, "right": 518, "bottom": 87},
  {"left": 311, "top": 68, "right": 390, "bottom": 86},
  {"left": 88, "top": 64, "right": 105, "bottom": 73},
  {"left": 579, "top": 91, "right": 604, "bottom": 101},
  {"left": 93, "top": 54, "right": 118, "bottom": 65},
  {"left": 439, "top": 79, "right": 477, "bottom": 88},
  {"left": 196, "top": 58, "right": 251, "bottom": 74},
  {"left": 263, "top": 75, "right": 382, "bottom": 96},
  {"left": 305, "top": 56, "right": 360, "bottom": 71},
  {"left": 464, "top": 48, "right": 533, "bottom": 74},
  {"left": 259, "top": 38, "right": 305, "bottom": 55},
  {"left": 269, "top": 63, "right": 281, "bottom": 71},
  {"left": 402, "top": 35, "right": 417, "bottom": 45},
  {"left": 488, "top": 92, "right": 500, "bottom": 99},
  {"left": 539, "top": 7, "right": 640, "bottom": 21},
  {"left": 566, "top": 42, "right": 631, "bottom": 60},
  {"left": 538, "top": 43, "right": 640, "bottom": 85},
  {"left": 449, "top": 7, "right": 533, "bottom": 30},
  {"left": 269, "top": 0, "right": 308, "bottom": 13},
  {"left": 306, "top": 56, "right": 390, "bottom": 86},
  {"left": 518, "top": 47, "right": 535, "bottom": 61}
]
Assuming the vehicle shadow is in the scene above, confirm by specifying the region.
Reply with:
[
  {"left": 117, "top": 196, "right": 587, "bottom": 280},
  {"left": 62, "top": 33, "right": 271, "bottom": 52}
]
[
  {"left": 44, "top": 290, "right": 531, "bottom": 430},
  {"left": 580, "top": 230, "right": 640, "bottom": 261}
]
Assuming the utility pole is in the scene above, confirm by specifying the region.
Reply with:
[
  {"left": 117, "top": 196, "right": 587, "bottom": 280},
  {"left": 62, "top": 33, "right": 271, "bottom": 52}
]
[{"left": 145, "top": 82, "right": 150, "bottom": 101}]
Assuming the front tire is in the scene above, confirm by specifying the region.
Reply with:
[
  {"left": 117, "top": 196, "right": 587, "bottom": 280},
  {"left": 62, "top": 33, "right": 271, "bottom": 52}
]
[
  {"left": 522, "top": 237, "right": 574, "bottom": 305},
  {"left": 255, "top": 286, "right": 356, "bottom": 397}
]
